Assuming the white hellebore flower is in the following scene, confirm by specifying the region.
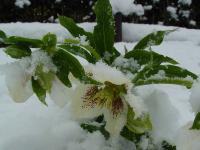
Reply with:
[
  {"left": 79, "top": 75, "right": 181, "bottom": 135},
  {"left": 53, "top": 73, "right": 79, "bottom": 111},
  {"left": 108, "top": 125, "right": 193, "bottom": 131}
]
[
  {"left": 2, "top": 50, "right": 58, "bottom": 104},
  {"left": 70, "top": 62, "right": 146, "bottom": 136}
]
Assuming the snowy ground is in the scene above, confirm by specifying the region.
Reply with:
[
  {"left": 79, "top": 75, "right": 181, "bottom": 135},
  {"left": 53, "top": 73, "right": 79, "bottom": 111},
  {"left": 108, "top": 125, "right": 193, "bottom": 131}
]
[{"left": 0, "top": 22, "right": 200, "bottom": 150}]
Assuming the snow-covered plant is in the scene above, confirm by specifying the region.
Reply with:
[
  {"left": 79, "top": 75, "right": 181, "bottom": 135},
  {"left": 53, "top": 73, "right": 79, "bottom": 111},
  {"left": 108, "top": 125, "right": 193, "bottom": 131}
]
[{"left": 0, "top": 0, "right": 198, "bottom": 149}]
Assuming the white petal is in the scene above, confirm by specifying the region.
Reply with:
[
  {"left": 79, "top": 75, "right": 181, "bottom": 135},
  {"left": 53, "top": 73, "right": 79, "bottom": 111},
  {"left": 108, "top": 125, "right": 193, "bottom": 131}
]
[
  {"left": 70, "top": 83, "right": 103, "bottom": 120},
  {"left": 4, "top": 63, "right": 33, "bottom": 103},
  {"left": 49, "top": 77, "right": 73, "bottom": 107},
  {"left": 104, "top": 102, "right": 128, "bottom": 137},
  {"left": 84, "top": 62, "right": 130, "bottom": 85}
]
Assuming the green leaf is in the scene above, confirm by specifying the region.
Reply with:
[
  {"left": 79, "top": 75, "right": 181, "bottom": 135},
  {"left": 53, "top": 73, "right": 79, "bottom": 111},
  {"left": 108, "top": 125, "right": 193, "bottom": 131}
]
[
  {"left": 35, "top": 65, "right": 55, "bottom": 92},
  {"left": 4, "top": 45, "right": 31, "bottom": 58},
  {"left": 125, "top": 49, "right": 178, "bottom": 65},
  {"left": 42, "top": 33, "right": 57, "bottom": 54},
  {"left": 132, "top": 64, "right": 197, "bottom": 87},
  {"left": 80, "top": 45, "right": 101, "bottom": 61},
  {"left": 145, "top": 65, "right": 198, "bottom": 80},
  {"left": 134, "top": 30, "right": 171, "bottom": 50},
  {"left": 126, "top": 106, "right": 152, "bottom": 134},
  {"left": 93, "top": 0, "right": 116, "bottom": 57},
  {"left": 56, "top": 66, "right": 72, "bottom": 87},
  {"left": 58, "top": 44, "right": 96, "bottom": 63},
  {"left": 31, "top": 77, "right": 47, "bottom": 106},
  {"left": 53, "top": 49, "right": 85, "bottom": 81},
  {"left": 59, "top": 16, "right": 92, "bottom": 38},
  {"left": 81, "top": 123, "right": 110, "bottom": 139},
  {"left": 5, "top": 36, "right": 43, "bottom": 48},
  {"left": 135, "top": 78, "right": 193, "bottom": 89},
  {"left": 64, "top": 38, "right": 80, "bottom": 44},
  {"left": 0, "top": 30, "right": 6, "bottom": 40},
  {"left": 191, "top": 112, "right": 200, "bottom": 130}
]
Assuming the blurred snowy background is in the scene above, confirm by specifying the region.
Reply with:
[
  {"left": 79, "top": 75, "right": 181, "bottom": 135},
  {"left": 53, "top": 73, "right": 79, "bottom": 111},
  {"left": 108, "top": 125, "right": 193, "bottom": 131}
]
[{"left": 0, "top": 0, "right": 199, "bottom": 29}]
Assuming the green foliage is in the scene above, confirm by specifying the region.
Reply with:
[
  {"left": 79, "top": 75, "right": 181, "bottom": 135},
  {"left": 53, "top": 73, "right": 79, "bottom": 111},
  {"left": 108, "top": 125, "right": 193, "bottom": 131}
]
[
  {"left": 125, "top": 49, "right": 178, "bottom": 66},
  {"left": 58, "top": 44, "right": 96, "bottom": 63},
  {"left": 93, "top": 0, "right": 115, "bottom": 57},
  {"left": 31, "top": 77, "right": 47, "bottom": 106},
  {"left": 5, "top": 45, "right": 31, "bottom": 58},
  {"left": 59, "top": 16, "right": 92, "bottom": 39},
  {"left": 4, "top": 36, "right": 43, "bottom": 48},
  {"left": 0, "top": 30, "right": 6, "bottom": 41},
  {"left": 34, "top": 65, "right": 55, "bottom": 92},
  {"left": 0, "top": 0, "right": 198, "bottom": 148},
  {"left": 133, "top": 30, "right": 172, "bottom": 50},
  {"left": 126, "top": 106, "right": 152, "bottom": 134},
  {"left": 81, "top": 123, "right": 110, "bottom": 140},
  {"left": 53, "top": 48, "right": 85, "bottom": 81},
  {"left": 42, "top": 33, "right": 57, "bottom": 54},
  {"left": 191, "top": 112, "right": 200, "bottom": 130}
]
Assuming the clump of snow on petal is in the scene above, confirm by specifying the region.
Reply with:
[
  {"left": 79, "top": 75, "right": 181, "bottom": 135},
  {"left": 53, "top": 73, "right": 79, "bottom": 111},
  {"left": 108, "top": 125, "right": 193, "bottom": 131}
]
[
  {"left": 125, "top": 89, "right": 147, "bottom": 118},
  {"left": 19, "top": 50, "right": 57, "bottom": 76},
  {"left": 85, "top": 62, "right": 130, "bottom": 85}
]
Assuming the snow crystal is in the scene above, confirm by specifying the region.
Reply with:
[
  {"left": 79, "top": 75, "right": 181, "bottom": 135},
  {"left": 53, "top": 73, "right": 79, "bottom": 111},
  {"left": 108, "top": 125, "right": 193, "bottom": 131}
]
[
  {"left": 178, "top": 0, "right": 192, "bottom": 6},
  {"left": 144, "top": 5, "right": 153, "bottom": 11},
  {"left": 19, "top": 50, "right": 57, "bottom": 75},
  {"left": 179, "top": 10, "right": 190, "bottom": 18},
  {"left": 109, "top": 0, "right": 144, "bottom": 16},
  {"left": 190, "top": 20, "right": 197, "bottom": 26},
  {"left": 167, "top": 6, "right": 178, "bottom": 20},
  {"left": 55, "top": 0, "right": 62, "bottom": 3},
  {"left": 79, "top": 35, "right": 89, "bottom": 45},
  {"left": 113, "top": 56, "right": 140, "bottom": 74},
  {"left": 15, "top": 0, "right": 31, "bottom": 8},
  {"left": 84, "top": 61, "right": 130, "bottom": 85}
]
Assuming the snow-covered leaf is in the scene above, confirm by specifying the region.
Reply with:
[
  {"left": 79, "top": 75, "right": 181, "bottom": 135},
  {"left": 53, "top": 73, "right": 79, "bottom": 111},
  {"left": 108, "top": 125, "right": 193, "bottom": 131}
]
[
  {"left": 5, "top": 45, "right": 31, "bottom": 58},
  {"left": 145, "top": 65, "right": 197, "bottom": 79},
  {"left": 125, "top": 49, "right": 178, "bottom": 65},
  {"left": 135, "top": 78, "right": 193, "bottom": 89},
  {"left": 59, "top": 16, "right": 92, "bottom": 38},
  {"left": 133, "top": 30, "right": 172, "bottom": 50}
]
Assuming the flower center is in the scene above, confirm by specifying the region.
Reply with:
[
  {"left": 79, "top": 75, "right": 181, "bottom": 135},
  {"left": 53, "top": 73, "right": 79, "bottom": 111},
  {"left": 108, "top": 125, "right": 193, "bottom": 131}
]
[{"left": 82, "top": 81, "right": 127, "bottom": 117}]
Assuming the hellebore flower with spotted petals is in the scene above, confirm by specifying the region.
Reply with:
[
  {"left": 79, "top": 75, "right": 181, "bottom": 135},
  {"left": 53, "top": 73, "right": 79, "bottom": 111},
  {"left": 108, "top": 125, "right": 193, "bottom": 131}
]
[{"left": 69, "top": 62, "right": 147, "bottom": 136}]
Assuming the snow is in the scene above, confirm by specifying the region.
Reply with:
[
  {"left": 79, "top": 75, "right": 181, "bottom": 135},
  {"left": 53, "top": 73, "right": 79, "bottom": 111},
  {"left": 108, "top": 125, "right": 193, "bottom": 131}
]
[
  {"left": 178, "top": 0, "right": 192, "bottom": 6},
  {"left": 0, "top": 22, "right": 200, "bottom": 149},
  {"left": 167, "top": 6, "right": 178, "bottom": 20},
  {"left": 15, "top": 0, "right": 31, "bottom": 8},
  {"left": 109, "top": 0, "right": 144, "bottom": 16}
]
